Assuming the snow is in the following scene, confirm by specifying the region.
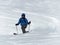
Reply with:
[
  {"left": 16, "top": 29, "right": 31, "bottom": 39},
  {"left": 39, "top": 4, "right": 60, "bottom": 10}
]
[{"left": 0, "top": 0, "right": 60, "bottom": 45}]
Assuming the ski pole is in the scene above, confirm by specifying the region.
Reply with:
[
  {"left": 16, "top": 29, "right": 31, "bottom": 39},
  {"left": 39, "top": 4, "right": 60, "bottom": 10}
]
[
  {"left": 28, "top": 24, "right": 30, "bottom": 31},
  {"left": 15, "top": 26, "right": 18, "bottom": 34}
]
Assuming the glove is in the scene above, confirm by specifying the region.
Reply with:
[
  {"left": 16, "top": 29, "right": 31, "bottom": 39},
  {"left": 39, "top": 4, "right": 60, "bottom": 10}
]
[
  {"left": 28, "top": 21, "right": 31, "bottom": 24},
  {"left": 15, "top": 24, "right": 19, "bottom": 26}
]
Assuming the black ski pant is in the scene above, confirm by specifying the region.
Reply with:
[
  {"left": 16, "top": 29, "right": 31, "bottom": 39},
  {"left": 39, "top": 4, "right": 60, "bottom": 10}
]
[{"left": 21, "top": 25, "right": 27, "bottom": 33}]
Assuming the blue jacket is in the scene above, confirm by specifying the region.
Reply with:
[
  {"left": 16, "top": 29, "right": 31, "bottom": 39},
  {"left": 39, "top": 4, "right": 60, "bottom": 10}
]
[{"left": 17, "top": 18, "right": 28, "bottom": 26}]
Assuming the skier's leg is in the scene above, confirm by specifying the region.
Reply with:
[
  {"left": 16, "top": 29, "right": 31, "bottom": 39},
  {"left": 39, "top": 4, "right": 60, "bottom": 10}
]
[
  {"left": 24, "top": 25, "right": 29, "bottom": 33},
  {"left": 21, "top": 26, "right": 26, "bottom": 33}
]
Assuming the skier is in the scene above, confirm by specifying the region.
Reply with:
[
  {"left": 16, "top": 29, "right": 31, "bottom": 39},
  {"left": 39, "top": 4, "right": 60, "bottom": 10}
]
[{"left": 15, "top": 13, "right": 31, "bottom": 34}]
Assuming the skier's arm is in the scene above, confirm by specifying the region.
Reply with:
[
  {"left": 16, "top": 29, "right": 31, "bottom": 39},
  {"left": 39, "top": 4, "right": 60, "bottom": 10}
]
[
  {"left": 28, "top": 21, "right": 31, "bottom": 24},
  {"left": 26, "top": 18, "right": 31, "bottom": 25},
  {"left": 15, "top": 18, "right": 21, "bottom": 26}
]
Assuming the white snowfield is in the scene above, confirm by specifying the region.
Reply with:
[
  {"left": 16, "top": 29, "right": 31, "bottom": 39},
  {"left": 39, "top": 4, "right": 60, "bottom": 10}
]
[{"left": 0, "top": 0, "right": 60, "bottom": 45}]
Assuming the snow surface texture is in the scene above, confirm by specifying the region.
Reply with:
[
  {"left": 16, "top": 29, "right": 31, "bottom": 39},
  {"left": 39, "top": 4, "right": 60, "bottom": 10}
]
[{"left": 0, "top": 0, "right": 60, "bottom": 45}]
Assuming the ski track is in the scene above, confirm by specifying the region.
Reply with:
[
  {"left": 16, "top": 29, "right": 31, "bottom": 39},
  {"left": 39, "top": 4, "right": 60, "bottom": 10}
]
[{"left": 0, "top": 0, "right": 60, "bottom": 45}]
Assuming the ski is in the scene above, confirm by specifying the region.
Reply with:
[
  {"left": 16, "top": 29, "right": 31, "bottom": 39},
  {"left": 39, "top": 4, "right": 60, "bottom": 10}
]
[
  {"left": 13, "top": 31, "right": 29, "bottom": 35},
  {"left": 13, "top": 33, "right": 18, "bottom": 35}
]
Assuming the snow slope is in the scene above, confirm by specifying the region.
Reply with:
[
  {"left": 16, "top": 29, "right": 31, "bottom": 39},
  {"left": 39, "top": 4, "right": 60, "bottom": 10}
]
[{"left": 0, "top": 0, "right": 60, "bottom": 45}]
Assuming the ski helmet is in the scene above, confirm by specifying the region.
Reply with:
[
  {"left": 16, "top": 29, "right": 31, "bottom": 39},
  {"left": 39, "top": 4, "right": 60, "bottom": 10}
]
[{"left": 21, "top": 13, "right": 25, "bottom": 17}]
